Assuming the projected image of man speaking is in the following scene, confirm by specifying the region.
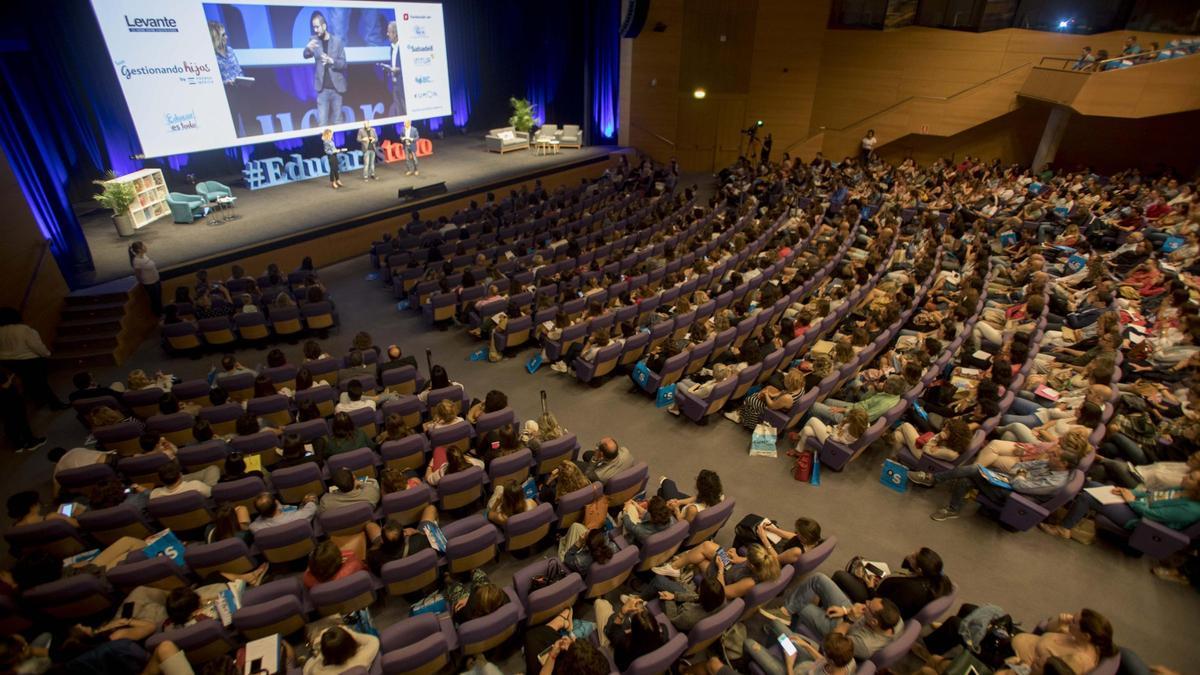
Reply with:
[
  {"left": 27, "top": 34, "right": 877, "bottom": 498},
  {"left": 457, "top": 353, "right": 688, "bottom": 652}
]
[{"left": 303, "top": 10, "right": 347, "bottom": 126}]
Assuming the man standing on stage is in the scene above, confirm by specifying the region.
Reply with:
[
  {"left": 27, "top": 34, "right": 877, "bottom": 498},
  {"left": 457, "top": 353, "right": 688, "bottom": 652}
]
[
  {"left": 381, "top": 21, "right": 406, "bottom": 117},
  {"left": 357, "top": 121, "right": 378, "bottom": 180},
  {"left": 303, "top": 11, "right": 347, "bottom": 127},
  {"left": 400, "top": 117, "right": 420, "bottom": 176}
]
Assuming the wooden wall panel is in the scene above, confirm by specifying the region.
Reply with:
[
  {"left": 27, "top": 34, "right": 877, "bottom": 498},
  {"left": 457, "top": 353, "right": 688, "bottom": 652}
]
[
  {"left": 627, "top": 0, "right": 684, "bottom": 164},
  {"left": 0, "top": 150, "right": 69, "bottom": 341}
]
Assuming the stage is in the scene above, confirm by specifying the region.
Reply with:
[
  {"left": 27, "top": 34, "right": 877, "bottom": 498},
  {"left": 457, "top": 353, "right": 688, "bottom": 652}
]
[{"left": 78, "top": 136, "right": 615, "bottom": 284}]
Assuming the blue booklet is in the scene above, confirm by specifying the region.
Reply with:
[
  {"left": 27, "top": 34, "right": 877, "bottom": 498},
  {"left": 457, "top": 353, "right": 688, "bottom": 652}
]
[{"left": 978, "top": 466, "right": 1013, "bottom": 490}]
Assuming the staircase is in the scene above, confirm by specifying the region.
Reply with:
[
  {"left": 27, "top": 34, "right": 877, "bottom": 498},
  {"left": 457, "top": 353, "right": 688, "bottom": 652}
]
[{"left": 51, "top": 277, "right": 157, "bottom": 370}]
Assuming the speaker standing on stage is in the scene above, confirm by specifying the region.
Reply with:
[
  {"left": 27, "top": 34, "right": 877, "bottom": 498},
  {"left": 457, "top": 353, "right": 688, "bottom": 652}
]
[
  {"left": 401, "top": 118, "right": 420, "bottom": 177},
  {"left": 382, "top": 21, "right": 406, "bottom": 117},
  {"left": 322, "top": 128, "right": 345, "bottom": 189},
  {"left": 303, "top": 11, "right": 347, "bottom": 127},
  {"left": 129, "top": 241, "right": 161, "bottom": 315},
  {"left": 357, "top": 122, "right": 378, "bottom": 181}
]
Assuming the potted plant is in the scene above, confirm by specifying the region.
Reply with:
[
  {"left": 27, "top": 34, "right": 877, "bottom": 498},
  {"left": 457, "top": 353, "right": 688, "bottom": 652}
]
[
  {"left": 507, "top": 97, "right": 535, "bottom": 134},
  {"left": 92, "top": 171, "right": 138, "bottom": 237}
]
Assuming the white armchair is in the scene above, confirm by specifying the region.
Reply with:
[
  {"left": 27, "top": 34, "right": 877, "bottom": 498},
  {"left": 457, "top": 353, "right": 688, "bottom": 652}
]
[
  {"left": 485, "top": 126, "right": 530, "bottom": 154},
  {"left": 558, "top": 124, "right": 582, "bottom": 149}
]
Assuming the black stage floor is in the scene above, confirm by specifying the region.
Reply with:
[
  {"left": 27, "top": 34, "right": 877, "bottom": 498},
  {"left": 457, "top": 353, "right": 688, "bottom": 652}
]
[{"left": 79, "top": 136, "right": 614, "bottom": 284}]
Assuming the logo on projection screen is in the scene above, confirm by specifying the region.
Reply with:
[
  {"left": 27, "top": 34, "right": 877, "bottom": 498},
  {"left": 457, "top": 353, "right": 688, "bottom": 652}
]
[{"left": 124, "top": 14, "right": 179, "bottom": 32}]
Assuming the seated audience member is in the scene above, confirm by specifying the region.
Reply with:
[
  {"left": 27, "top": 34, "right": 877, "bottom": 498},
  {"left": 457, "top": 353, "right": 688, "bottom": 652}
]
[
  {"left": 325, "top": 412, "right": 372, "bottom": 457},
  {"left": 376, "top": 344, "right": 418, "bottom": 378},
  {"left": 214, "top": 355, "right": 254, "bottom": 387},
  {"left": 738, "top": 516, "right": 824, "bottom": 566},
  {"left": 1040, "top": 469, "right": 1200, "bottom": 539},
  {"left": 658, "top": 469, "right": 724, "bottom": 524},
  {"left": 149, "top": 461, "right": 218, "bottom": 499},
  {"left": 275, "top": 433, "right": 316, "bottom": 469},
  {"left": 486, "top": 481, "right": 536, "bottom": 526},
  {"left": 303, "top": 625, "right": 380, "bottom": 675},
  {"left": 424, "top": 445, "right": 484, "bottom": 486},
  {"left": 524, "top": 626, "right": 612, "bottom": 675},
  {"left": 303, "top": 539, "right": 367, "bottom": 589},
  {"left": 620, "top": 495, "right": 676, "bottom": 546},
  {"left": 338, "top": 350, "right": 373, "bottom": 384},
  {"left": 319, "top": 467, "right": 382, "bottom": 513},
  {"left": 366, "top": 510, "right": 438, "bottom": 574},
  {"left": 453, "top": 582, "right": 511, "bottom": 624},
  {"left": 655, "top": 574, "right": 727, "bottom": 633},
  {"left": 831, "top": 547, "right": 954, "bottom": 620},
  {"left": 746, "top": 629, "right": 857, "bottom": 675},
  {"left": 249, "top": 492, "right": 318, "bottom": 533},
  {"left": 1008, "top": 609, "right": 1117, "bottom": 674},
  {"left": 908, "top": 447, "right": 1083, "bottom": 521},
  {"left": 68, "top": 371, "right": 122, "bottom": 402},
  {"left": 417, "top": 364, "right": 463, "bottom": 404},
  {"left": 466, "top": 389, "right": 508, "bottom": 424},
  {"left": 653, "top": 542, "right": 781, "bottom": 600},
  {"left": 206, "top": 502, "right": 252, "bottom": 545},
  {"left": 374, "top": 413, "right": 415, "bottom": 445},
  {"left": 540, "top": 459, "right": 592, "bottom": 505},
  {"left": 423, "top": 399, "right": 464, "bottom": 432},
  {"left": 796, "top": 406, "right": 871, "bottom": 451},
  {"left": 219, "top": 450, "right": 264, "bottom": 483},
  {"left": 581, "top": 436, "right": 636, "bottom": 482},
  {"left": 781, "top": 572, "right": 904, "bottom": 661},
  {"left": 597, "top": 596, "right": 671, "bottom": 671}
]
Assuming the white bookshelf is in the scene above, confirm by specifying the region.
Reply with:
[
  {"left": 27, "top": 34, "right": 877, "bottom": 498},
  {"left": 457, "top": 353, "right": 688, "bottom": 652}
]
[{"left": 107, "top": 168, "right": 169, "bottom": 229}]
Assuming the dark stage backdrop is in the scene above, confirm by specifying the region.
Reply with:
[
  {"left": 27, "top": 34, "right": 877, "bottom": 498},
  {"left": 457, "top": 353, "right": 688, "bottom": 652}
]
[{"left": 0, "top": 0, "right": 619, "bottom": 287}]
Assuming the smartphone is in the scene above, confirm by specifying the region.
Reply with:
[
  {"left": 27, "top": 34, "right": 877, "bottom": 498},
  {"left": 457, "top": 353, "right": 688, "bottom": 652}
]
[
  {"left": 777, "top": 633, "right": 797, "bottom": 657},
  {"left": 716, "top": 547, "right": 732, "bottom": 568},
  {"left": 864, "top": 562, "right": 885, "bottom": 578},
  {"left": 58, "top": 503, "right": 75, "bottom": 517},
  {"left": 123, "top": 486, "right": 134, "bottom": 495},
  {"left": 121, "top": 602, "right": 135, "bottom": 619}
]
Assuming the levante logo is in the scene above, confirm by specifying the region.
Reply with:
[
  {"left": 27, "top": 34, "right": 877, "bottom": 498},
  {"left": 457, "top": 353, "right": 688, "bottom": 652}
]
[{"left": 124, "top": 14, "right": 178, "bottom": 32}]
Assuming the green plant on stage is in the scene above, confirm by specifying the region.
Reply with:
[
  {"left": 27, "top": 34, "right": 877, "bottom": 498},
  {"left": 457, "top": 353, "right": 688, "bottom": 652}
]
[
  {"left": 92, "top": 171, "right": 137, "bottom": 214},
  {"left": 508, "top": 97, "right": 535, "bottom": 133}
]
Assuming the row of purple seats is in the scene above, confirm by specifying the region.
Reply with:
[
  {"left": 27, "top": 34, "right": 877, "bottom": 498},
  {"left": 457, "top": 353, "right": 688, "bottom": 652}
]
[{"left": 162, "top": 301, "right": 337, "bottom": 355}]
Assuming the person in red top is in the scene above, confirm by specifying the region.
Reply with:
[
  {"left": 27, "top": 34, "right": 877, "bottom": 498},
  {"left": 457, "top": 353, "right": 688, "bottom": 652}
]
[{"left": 304, "top": 540, "right": 367, "bottom": 589}]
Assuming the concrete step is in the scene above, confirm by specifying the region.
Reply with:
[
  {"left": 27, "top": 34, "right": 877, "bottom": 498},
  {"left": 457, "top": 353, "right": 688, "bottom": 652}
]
[
  {"left": 49, "top": 345, "right": 118, "bottom": 369},
  {"left": 60, "top": 301, "right": 127, "bottom": 321},
  {"left": 54, "top": 330, "right": 121, "bottom": 353},
  {"left": 57, "top": 316, "right": 124, "bottom": 337}
]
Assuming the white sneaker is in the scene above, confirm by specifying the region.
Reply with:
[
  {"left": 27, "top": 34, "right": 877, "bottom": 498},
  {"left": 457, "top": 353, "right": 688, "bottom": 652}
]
[
  {"left": 667, "top": 405, "right": 680, "bottom": 416},
  {"left": 550, "top": 362, "right": 568, "bottom": 373},
  {"left": 651, "top": 563, "right": 681, "bottom": 578},
  {"left": 723, "top": 411, "right": 741, "bottom": 424}
]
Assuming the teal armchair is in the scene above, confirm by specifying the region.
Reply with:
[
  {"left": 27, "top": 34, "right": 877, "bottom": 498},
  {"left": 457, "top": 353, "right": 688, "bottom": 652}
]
[
  {"left": 196, "top": 180, "right": 233, "bottom": 203},
  {"left": 166, "top": 192, "right": 208, "bottom": 224}
]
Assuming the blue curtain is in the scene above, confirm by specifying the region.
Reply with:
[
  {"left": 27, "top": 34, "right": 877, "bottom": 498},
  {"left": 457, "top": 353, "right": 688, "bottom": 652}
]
[{"left": 587, "top": 0, "right": 620, "bottom": 144}]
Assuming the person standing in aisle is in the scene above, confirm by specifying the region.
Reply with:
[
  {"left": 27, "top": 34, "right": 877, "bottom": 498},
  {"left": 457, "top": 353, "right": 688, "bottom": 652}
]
[
  {"left": 0, "top": 308, "right": 66, "bottom": 411},
  {"left": 129, "top": 242, "right": 161, "bottom": 315}
]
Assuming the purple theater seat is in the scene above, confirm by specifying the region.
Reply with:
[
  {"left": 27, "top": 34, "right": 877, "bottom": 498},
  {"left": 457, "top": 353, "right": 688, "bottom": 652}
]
[
  {"left": 197, "top": 402, "right": 244, "bottom": 437},
  {"left": 380, "top": 548, "right": 440, "bottom": 598},
  {"left": 456, "top": 593, "right": 523, "bottom": 656},
  {"left": 425, "top": 386, "right": 467, "bottom": 415},
  {"left": 513, "top": 558, "right": 586, "bottom": 625},
  {"left": 53, "top": 461, "right": 116, "bottom": 493},
  {"left": 503, "top": 502, "right": 555, "bottom": 552},
  {"left": 584, "top": 545, "right": 639, "bottom": 599},
  {"left": 24, "top": 575, "right": 114, "bottom": 619},
  {"left": 379, "top": 613, "right": 456, "bottom": 675},
  {"left": 380, "top": 365, "right": 421, "bottom": 396},
  {"left": 255, "top": 519, "right": 317, "bottom": 563},
  {"left": 185, "top": 538, "right": 257, "bottom": 579},
  {"left": 436, "top": 465, "right": 485, "bottom": 512},
  {"left": 148, "top": 491, "right": 213, "bottom": 531},
  {"left": 443, "top": 514, "right": 500, "bottom": 574},
  {"left": 210, "top": 476, "right": 268, "bottom": 510},
  {"left": 145, "top": 618, "right": 237, "bottom": 665},
  {"left": 283, "top": 418, "right": 331, "bottom": 445},
  {"left": 311, "top": 570, "right": 376, "bottom": 616},
  {"left": 107, "top": 555, "right": 189, "bottom": 592},
  {"left": 171, "top": 379, "right": 211, "bottom": 410},
  {"left": 625, "top": 634, "right": 688, "bottom": 675},
  {"left": 327, "top": 446, "right": 380, "bottom": 481},
  {"left": 473, "top": 408, "right": 515, "bottom": 436},
  {"left": 534, "top": 433, "right": 578, "bottom": 476},
  {"left": 177, "top": 440, "right": 232, "bottom": 474},
  {"left": 381, "top": 435, "right": 430, "bottom": 473},
  {"left": 975, "top": 469, "right": 1087, "bottom": 532},
  {"left": 555, "top": 482, "right": 602, "bottom": 530},
  {"left": 245, "top": 394, "right": 292, "bottom": 427},
  {"left": 319, "top": 502, "right": 376, "bottom": 538},
  {"left": 683, "top": 497, "right": 735, "bottom": 548},
  {"left": 676, "top": 376, "right": 739, "bottom": 423},
  {"left": 381, "top": 483, "right": 435, "bottom": 526},
  {"left": 913, "top": 582, "right": 958, "bottom": 625},
  {"left": 488, "top": 447, "right": 533, "bottom": 487},
  {"left": 427, "top": 420, "right": 472, "bottom": 452},
  {"left": 870, "top": 619, "right": 921, "bottom": 669},
  {"left": 293, "top": 387, "right": 337, "bottom": 418},
  {"left": 603, "top": 461, "right": 649, "bottom": 507},
  {"left": 636, "top": 520, "right": 690, "bottom": 572},
  {"left": 93, "top": 420, "right": 143, "bottom": 456},
  {"left": 682, "top": 598, "right": 744, "bottom": 656},
  {"left": 77, "top": 504, "right": 154, "bottom": 546},
  {"left": 123, "top": 387, "right": 165, "bottom": 419},
  {"left": 262, "top": 364, "right": 298, "bottom": 392},
  {"left": 380, "top": 396, "right": 424, "bottom": 430},
  {"left": 271, "top": 462, "right": 326, "bottom": 503},
  {"left": 3, "top": 519, "right": 86, "bottom": 559},
  {"left": 739, "top": 566, "right": 795, "bottom": 621}
]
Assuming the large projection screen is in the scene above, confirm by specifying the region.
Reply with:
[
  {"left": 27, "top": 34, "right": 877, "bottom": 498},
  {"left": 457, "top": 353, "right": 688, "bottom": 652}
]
[{"left": 91, "top": 0, "right": 452, "bottom": 157}]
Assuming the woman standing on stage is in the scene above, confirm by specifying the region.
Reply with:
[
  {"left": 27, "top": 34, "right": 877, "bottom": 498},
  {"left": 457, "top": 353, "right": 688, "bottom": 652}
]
[
  {"left": 322, "top": 128, "right": 344, "bottom": 189},
  {"left": 129, "top": 241, "right": 162, "bottom": 315}
]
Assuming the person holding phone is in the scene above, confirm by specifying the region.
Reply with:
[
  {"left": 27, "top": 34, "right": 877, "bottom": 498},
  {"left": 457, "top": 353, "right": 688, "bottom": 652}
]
[
  {"left": 745, "top": 631, "right": 857, "bottom": 675},
  {"left": 830, "top": 547, "right": 954, "bottom": 621},
  {"left": 779, "top": 571, "right": 904, "bottom": 662}
]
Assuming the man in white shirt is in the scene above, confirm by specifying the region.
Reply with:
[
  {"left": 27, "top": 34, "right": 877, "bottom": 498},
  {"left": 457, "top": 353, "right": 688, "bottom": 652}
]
[
  {"left": 859, "top": 129, "right": 877, "bottom": 164},
  {"left": 384, "top": 21, "right": 406, "bottom": 117},
  {"left": 49, "top": 446, "right": 112, "bottom": 494},
  {"left": 250, "top": 492, "right": 318, "bottom": 533},
  {"left": 149, "top": 462, "right": 218, "bottom": 499},
  {"left": 335, "top": 379, "right": 377, "bottom": 414},
  {"left": 0, "top": 308, "right": 66, "bottom": 410}
]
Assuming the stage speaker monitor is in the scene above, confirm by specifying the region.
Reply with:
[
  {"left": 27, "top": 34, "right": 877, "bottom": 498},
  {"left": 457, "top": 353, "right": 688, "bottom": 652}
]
[
  {"left": 397, "top": 182, "right": 448, "bottom": 203},
  {"left": 620, "top": 0, "right": 651, "bottom": 38}
]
